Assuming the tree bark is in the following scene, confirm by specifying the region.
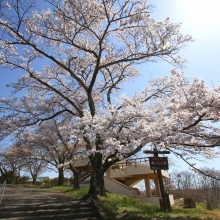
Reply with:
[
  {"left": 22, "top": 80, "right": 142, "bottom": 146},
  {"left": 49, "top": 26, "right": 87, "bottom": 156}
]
[
  {"left": 87, "top": 152, "right": 106, "bottom": 199},
  {"left": 73, "top": 171, "right": 80, "bottom": 189},
  {"left": 32, "top": 174, "right": 37, "bottom": 185},
  {"left": 69, "top": 163, "right": 80, "bottom": 189},
  {"left": 58, "top": 167, "right": 65, "bottom": 185},
  {"left": 6, "top": 171, "right": 16, "bottom": 184}
]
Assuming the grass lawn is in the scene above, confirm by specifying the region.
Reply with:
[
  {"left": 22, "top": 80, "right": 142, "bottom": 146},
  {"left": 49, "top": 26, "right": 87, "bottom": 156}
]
[{"left": 51, "top": 186, "right": 220, "bottom": 220}]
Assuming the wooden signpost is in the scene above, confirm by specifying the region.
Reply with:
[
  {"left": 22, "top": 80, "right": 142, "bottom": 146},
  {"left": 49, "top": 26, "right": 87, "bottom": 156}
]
[
  {"left": 143, "top": 148, "right": 171, "bottom": 212},
  {"left": 149, "top": 157, "right": 169, "bottom": 170}
]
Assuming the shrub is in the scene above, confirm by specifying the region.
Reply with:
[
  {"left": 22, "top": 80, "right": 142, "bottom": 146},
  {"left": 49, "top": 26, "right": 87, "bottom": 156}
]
[
  {"left": 51, "top": 177, "right": 68, "bottom": 186},
  {"left": 43, "top": 178, "right": 52, "bottom": 186}
]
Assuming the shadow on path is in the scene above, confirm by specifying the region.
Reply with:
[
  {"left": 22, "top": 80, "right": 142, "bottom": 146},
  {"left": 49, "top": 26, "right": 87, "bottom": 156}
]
[{"left": 1, "top": 184, "right": 78, "bottom": 207}]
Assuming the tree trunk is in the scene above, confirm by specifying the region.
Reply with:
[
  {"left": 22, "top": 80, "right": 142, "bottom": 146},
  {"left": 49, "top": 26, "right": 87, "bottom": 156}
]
[
  {"left": 73, "top": 171, "right": 80, "bottom": 189},
  {"left": 5, "top": 171, "right": 16, "bottom": 184},
  {"left": 58, "top": 167, "right": 65, "bottom": 185},
  {"left": 32, "top": 174, "right": 37, "bottom": 185},
  {"left": 69, "top": 163, "right": 80, "bottom": 189},
  {"left": 4, "top": 174, "right": 12, "bottom": 184},
  {"left": 87, "top": 152, "right": 106, "bottom": 199}
]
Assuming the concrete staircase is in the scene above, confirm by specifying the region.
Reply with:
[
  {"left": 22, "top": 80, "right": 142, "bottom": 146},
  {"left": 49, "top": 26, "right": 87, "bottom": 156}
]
[
  {"left": 0, "top": 185, "right": 100, "bottom": 220},
  {"left": 0, "top": 201, "right": 99, "bottom": 219}
]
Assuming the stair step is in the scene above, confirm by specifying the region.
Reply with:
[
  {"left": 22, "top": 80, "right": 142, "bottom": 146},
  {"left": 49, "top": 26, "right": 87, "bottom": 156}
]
[
  {"left": 0, "top": 202, "right": 98, "bottom": 220},
  {"left": 0, "top": 207, "right": 95, "bottom": 218},
  {"left": 0, "top": 212, "right": 98, "bottom": 220},
  {"left": 0, "top": 185, "right": 100, "bottom": 220},
  {"left": 0, "top": 202, "right": 91, "bottom": 212}
]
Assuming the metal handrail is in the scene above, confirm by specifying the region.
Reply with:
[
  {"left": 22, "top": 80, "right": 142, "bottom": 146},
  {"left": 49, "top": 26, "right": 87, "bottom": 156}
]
[
  {"left": 0, "top": 180, "right": 6, "bottom": 205},
  {"left": 111, "top": 157, "right": 150, "bottom": 170}
]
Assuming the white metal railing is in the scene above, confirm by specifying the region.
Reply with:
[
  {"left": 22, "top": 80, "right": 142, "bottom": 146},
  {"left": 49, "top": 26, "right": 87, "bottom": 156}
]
[
  {"left": 111, "top": 157, "right": 150, "bottom": 170},
  {"left": 0, "top": 180, "right": 6, "bottom": 205}
]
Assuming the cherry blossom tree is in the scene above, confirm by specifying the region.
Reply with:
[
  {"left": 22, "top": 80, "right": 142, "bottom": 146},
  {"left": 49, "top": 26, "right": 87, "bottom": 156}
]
[
  {"left": 26, "top": 120, "right": 74, "bottom": 186},
  {"left": 0, "top": 145, "right": 26, "bottom": 183},
  {"left": 22, "top": 117, "right": 87, "bottom": 186},
  {"left": 2, "top": 70, "right": 220, "bottom": 196},
  {"left": 0, "top": 0, "right": 211, "bottom": 199},
  {"left": 15, "top": 140, "right": 48, "bottom": 185}
]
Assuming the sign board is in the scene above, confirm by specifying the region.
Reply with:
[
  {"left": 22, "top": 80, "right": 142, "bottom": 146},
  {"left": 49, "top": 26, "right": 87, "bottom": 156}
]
[{"left": 149, "top": 157, "right": 169, "bottom": 170}]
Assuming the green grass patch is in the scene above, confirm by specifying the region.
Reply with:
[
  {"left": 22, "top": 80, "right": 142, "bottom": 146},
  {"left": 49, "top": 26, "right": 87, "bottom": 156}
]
[
  {"left": 50, "top": 186, "right": 220, "bottom": 220},
  {"left": 97, "top": 192, "right": 160, "bottom": 220},
  {"left": 51, "top": 186, "right": 89, "bottom": 199}
]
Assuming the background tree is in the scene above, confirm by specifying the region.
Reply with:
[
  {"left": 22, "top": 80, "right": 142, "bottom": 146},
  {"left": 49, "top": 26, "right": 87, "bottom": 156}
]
[
  {"left": 16, "top": 140, "right": 48, "bottom": 185},
  {"left": 0, "top": 145, "right": 26, "bottom": 183},
  {"left": 30, "top": 121, "right": 70, "bottom": 185},
  {"left": 170, "top": 168, "right": 220, "bottom": 210},
  {"left": 170, "top": 170, "right": 196, "bottom": 199},
  {"left": 24, "top": 118, "right": 85, "bottom": 186},
  {"left": 196, "top": 168, "right": 220, "bottom": 210}
]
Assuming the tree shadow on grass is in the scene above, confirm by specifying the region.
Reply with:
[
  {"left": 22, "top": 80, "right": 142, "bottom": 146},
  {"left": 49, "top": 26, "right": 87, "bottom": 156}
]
[{"left": 118, "top": 212, "right": 204, "bottom": 220}]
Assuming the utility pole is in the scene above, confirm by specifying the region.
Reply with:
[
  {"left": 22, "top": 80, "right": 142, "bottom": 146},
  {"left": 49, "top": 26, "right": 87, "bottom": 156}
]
[{"left": 143, "top": 148, "right": 171, "bottom": 212}]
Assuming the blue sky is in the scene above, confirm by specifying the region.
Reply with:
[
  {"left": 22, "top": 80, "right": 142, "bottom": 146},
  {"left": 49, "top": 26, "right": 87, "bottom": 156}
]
[
  {"left": 1, "top": 0, "right": 220, "bottom": 177},
  {"left": 125, "top": 0, "right": 220, "bottom": 94}
]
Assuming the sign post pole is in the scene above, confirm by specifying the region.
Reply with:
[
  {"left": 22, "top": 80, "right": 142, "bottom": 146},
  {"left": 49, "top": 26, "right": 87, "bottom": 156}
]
[{"left": 143, "top": 148, "right": 171, "bottom": 212}]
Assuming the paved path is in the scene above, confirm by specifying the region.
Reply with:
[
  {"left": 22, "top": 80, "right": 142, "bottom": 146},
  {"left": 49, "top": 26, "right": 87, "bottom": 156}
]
[
  {"left": 1, "top": 184, "right": 78, "bottom": 207},
  {"left": 0, "top": 185, "right": 100, "bottom": 219}
]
